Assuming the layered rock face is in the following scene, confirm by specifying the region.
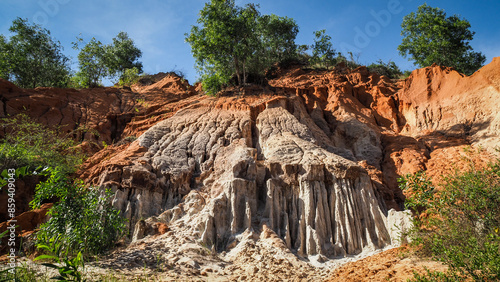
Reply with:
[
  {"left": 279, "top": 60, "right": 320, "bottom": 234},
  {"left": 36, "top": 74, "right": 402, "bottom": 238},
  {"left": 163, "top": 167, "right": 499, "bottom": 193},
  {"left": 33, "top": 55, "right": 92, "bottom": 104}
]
[
  {"left": 0, "top": 73, "right": 196, "bottom": 151},
  {"left": 88, "top": 58, "right": 499, "bottom": 260},
  {"left": 91, "top": 83, "right": 400, "bottom": 257},
  {"left": 398, "top": 58, "right": 500, "bottom": 153},
  {"left": 4, "top": 58, "right": 500, "bottom": 266}
]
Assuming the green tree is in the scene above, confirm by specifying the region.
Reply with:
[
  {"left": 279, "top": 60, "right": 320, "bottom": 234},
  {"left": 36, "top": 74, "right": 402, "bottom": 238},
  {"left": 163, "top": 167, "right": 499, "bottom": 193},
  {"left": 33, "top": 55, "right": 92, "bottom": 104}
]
[
  {"left": 250, "top": 14, "right": 299, "bottom": 75},
  {"left": 310, "top": 29, "right": 337, "bottom": 69},
  {"left": 186, "top": 0, "right": 299, "bottom": 95},
  {"left": 398, "top": 4, "right": 486, "bottom": 75},
  {"left": 107, "top": 31, "right": 143, "bottom": 80},
  {"left": 73, "top": 37, "right": 110, "bottom": 88},
  {"left": 0, "top": 18, "right": 70, "bottom": 88},
  {"left": 0, "top": 35, "right": 10, "bottom": 80},
  {"left": 73, "top": 32, "right": 143, "bottom": 88},
  {"left": 186, "top": 0, "right": 257, "bottom": 90}
]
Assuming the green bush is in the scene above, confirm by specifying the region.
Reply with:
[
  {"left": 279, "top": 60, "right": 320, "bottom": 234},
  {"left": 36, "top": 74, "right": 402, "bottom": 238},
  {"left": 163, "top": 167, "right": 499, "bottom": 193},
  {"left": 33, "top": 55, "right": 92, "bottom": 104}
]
[
  {"left": 401, "top": 158, "right": 500, "bottom": 281},
  {"left": 0, "top": 114, "right": 83, "bottom": 174},
  {"left": 0, "top": 113, "right": 125, "bottom": 271},
  {"left": 201, "top": 71, "right": 230, "bottom": 96},
  {"left": 117, "top": 67, "right": 141, "bottom": 86},
  {"left": 35, "top": 236, "right": 86, "bottom": 281},
  {"left": 34, "top": 167, "right": 126, "bottom": 256},
  {"left": 68, "top": 72, "right": 87, "bottom": 89},
  {"left": 367, "top": 60, "right": 403, "bottom": 79}
]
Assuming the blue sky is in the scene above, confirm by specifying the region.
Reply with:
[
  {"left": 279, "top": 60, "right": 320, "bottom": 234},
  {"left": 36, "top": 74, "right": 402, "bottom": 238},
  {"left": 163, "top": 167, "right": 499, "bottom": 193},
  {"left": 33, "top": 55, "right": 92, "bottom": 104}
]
[{"left": 1, "top": 0, "right": 499, "bottom": 85}]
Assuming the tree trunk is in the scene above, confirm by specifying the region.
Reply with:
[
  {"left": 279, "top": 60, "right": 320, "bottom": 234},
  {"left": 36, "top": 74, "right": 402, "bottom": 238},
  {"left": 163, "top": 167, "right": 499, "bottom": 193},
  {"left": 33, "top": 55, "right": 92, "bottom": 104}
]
[
  {"left": 242, "top": 60, "right": 247, "bottom": 85},
  {"left": 234, "top": 56, "right": 241, "bottom": 86}
]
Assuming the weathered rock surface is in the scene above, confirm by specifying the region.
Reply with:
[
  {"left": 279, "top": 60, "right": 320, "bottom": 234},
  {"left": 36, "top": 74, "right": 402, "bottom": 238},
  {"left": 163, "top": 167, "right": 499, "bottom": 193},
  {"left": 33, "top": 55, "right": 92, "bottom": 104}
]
[
  {"left": 87, "top": 77, "right": 404, "bottom": 258},
  {"left": 398, "top": 58, "right": 500, "bottom": 154},
  {"left": 0, "top": 73, "right": 196, "bottom": 151},
  {"left": 2, "top": 57, "right": 500, "bottom": 280},
  {"left": 81, "top": 58, "right": 500, "bottom": 264}
]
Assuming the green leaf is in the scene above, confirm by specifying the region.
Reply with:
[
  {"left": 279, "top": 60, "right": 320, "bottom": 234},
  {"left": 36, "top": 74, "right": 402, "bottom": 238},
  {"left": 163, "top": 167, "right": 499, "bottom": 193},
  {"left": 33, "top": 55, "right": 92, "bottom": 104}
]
[
  {"left": 34, "top": 255, "right": 59, "bottom": 261},
  {"left": 41, "top": 262, "right": 60, "bottom": 269}
]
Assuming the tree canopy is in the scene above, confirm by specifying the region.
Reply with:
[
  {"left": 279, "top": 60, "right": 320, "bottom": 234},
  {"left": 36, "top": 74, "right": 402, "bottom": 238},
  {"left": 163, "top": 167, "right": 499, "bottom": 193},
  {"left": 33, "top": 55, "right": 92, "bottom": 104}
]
[
  {"left": 73, "top": 32, "right": 142, "bottom": 88},
  {"left": 186, "top": 0, "right": 298, "bottom": 94},
  {"left": 398, "top": 4, "right": 486, "bottom": 75},
  {"left": 107, "top": 32, "right": 143, "bottom": 79},
  {"left": 0, "top": 35, "right": 9, "bottom": 80},
  {"left": 309, "top": 29, "right": 338, "bottom": 69},
  {"left": 73, "top": 37, "right": 110, "bottom": 88},
  {"left": 0, "top": 17, "right": 71, "bottom": 88}
]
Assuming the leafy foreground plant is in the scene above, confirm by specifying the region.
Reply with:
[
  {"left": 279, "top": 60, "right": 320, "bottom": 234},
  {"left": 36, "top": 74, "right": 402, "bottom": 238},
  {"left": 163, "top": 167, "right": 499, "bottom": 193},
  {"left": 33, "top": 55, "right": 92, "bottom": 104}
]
[
  {"left": 0, "top": 263, "right": 50, "bottom": 282},
  {"left": 34, "top": 236, "right": 86, "bottom": 282},
  {"left": 401, "top": 158, "right": 500, "bottom": 281},
  {"left": 33, "top": 167, "right": 127, "bottom": 256}
]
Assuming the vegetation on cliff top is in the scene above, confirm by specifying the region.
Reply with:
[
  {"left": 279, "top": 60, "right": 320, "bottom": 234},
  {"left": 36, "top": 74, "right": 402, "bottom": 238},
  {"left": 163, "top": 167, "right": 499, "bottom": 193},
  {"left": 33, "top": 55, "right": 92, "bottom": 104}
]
[
  {"left": 398, "top": 3, "right": 486, "bottom": 76},
  {"left": 185, "top": 0, "right": 299, "bottom": 94},
  {"left": 0, "top": 18, "right": 71, "bottom": 88},
  {"left": 72, "top": 32, "right": 143, "bottom": 88},
  {"left": 0, "top": 3, "right": 486, "bottom": 91}
]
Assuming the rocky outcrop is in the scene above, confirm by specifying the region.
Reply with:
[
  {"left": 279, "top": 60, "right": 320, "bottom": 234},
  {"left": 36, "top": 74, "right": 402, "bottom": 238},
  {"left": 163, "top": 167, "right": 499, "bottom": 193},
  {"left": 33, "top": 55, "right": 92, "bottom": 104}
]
[
  {"left": 398, "top": 58, "right": 500, "bottom": 154},
  {"left": 88, "top": 59, "right": 500, "bottom": 261},
  {"left": 87, "top": 87, "right": 401, "bottom": 257},
  {"left": 4, "top": 57, "right": 500, "bottom": 275},
  {"left": 0, "top": 73, "right": 196, "bottom": 150}
]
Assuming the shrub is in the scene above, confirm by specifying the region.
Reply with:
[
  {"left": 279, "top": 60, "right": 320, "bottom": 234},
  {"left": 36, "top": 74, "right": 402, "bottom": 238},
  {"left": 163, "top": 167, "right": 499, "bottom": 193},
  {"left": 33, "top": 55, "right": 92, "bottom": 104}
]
[
  {"left": 401, "top": 158, "right": 500, "bottom": 281},
  {"left": 33, "top": 167, "right": 126, "bottom": 256},
  {"left": 0, "top": 114, "right": 125, "bottom": 258},
  {"left": 367, "top": 60, "right": 403, "bottom": 79},
  {"left": 118, "top": 67, "right": 140, "bottom": 86},
  {"left": 34, "top": 236, "right": 86, "bottom": 281},
  {"left": 0, "top": 114, "right": 83, "bottom": 174},
  {"left": 201, "top": 71, "right": 230, "bottom": 96}
]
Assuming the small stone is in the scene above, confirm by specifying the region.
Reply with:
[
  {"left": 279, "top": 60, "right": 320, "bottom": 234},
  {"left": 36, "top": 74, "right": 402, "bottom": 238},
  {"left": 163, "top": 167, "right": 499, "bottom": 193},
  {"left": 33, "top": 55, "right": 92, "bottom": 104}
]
[{"left": 317, "top": 254, "right": 328, "bottom": 263}]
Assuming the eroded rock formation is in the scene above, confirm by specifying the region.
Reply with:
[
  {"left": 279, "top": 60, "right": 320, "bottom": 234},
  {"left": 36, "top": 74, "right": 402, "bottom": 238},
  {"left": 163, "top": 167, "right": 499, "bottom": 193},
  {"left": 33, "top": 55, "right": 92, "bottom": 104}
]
[
  {"left": 2, "top": 58, "right": 500, "bottom": 273},
  {"left": 83, "top": 67, "right": 412, "bottom": 258}
]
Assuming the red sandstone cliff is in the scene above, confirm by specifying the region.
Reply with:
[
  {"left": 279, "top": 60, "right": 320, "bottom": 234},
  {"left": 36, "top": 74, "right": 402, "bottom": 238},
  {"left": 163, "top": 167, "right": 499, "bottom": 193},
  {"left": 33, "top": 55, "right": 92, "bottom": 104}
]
[{"left": 0, "top": 58, "right": 499, "bottom": 280}]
